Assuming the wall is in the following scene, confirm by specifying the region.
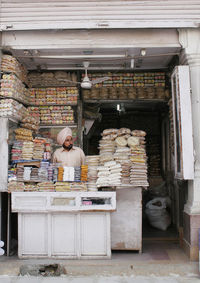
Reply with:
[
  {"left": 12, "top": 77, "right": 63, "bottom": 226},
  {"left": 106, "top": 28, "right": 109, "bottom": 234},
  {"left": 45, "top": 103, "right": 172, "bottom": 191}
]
[{"left": 1, "top": 0, "right": 200, "bottom": 30}]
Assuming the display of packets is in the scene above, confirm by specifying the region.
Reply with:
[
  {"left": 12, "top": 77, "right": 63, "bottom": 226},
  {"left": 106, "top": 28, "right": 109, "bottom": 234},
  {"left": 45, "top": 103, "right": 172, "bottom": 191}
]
[
  {"left": 30, "top": 87, "right": 78, "bottom": 105},
  {"left": 1, "top": 55, "right": 28, "bottom": 83},
  {"left": 47, "top": 164, "right": 54, "bottom": 181},
  {"left": 23, "top": 167, "right": 32, "bottom": 181},
  {"left": 0, "top": 74, "right": 29, "bottom": 104},
  {"left": 85, "top": 156, "right": 99, "bottom": 191},
  {"left": 8, "top": 168, "right": 17, "bottom": 182},
  {"left": 21, "top": 141, "right": 34, "bottom": 160},
  {"left": 83, "top": 87, "right": 168, "bottom": 101},
  {"left": 33, "top": 138, "right": 45, "bottom": 160},
  {"left": 38, "top": 161, "right": 49, "bottom": 181},
  {"left": 24, "top": 184, "right": 38, "bottom": 191},
  {"left": 63, "top": 167, "right": 74, "bottom": 182},
  {"left": 8, "top": 181, "right": 25, "bottom": 192},
  {"left": 0, "top": 99, "right": 28, "bottom": 120},
  {"left": 16, "top": 165, "right": 24, "bottom": 182},
  {"left": 55, "top": 182, "right": 87, "bottom": 192},
  {"left": 11, "top": 141, "right": 23, "bottom": 161},
  {"left": 83, "top": 72, "right": 165, "bottom": 88},
  {"left": 37, "top": 182, "right": 55, "bottom": 192},
  {"left": 81, "top": 165, "right": 88, "bottom": 182},
  {"left": 30, "top": 168, "right": 39, "bottom": 182},
  {"left": 74, "top": 167, "right": 81, "bottom": 182},
  {"left": 27, "top": 105, "right": 74, "bottom": 125},
  {"left": 56, "top": 166, "right": 87, "bottom": 182},
  {"left": 55, "top": 182, "right": 71, "bottom": 192},
  {"left": 28, "top": 71, "right": 77, "bottom": 87}
]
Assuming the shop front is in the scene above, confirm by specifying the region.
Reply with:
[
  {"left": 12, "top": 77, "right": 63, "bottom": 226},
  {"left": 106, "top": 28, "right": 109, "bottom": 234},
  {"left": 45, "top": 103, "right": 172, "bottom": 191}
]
[{"left": 0, "top": 1, "right": 200, "bottom": 260}]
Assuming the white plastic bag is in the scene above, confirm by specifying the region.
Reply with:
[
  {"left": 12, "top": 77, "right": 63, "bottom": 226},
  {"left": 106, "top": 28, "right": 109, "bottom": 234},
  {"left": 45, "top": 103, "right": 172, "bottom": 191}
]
[
  {"left": 145, "top": 197, "right": 171, "bottom": 231},
  {"left": 0, "top": 241, "right": 4, "bottom": 256}
]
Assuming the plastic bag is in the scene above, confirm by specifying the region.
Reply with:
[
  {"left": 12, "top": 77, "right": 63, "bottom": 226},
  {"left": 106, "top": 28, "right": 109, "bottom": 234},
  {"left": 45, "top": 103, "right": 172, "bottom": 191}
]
[{"left": 145, "top": 197, "right": 171, "bottom": 231}]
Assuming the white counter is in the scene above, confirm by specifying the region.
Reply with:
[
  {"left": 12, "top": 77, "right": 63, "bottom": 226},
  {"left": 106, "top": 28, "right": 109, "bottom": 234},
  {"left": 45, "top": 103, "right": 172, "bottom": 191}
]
[
  {"left": 11, "top": 192, "right": 116, "bottom": 259},
  {"left": 111, "top": 187, "right": 142, "bottom": 252}
]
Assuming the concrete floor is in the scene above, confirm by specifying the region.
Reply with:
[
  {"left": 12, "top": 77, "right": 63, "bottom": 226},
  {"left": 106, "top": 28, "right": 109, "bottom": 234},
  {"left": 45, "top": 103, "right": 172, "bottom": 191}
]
[{"left": 0, "top": 240, "right": 199, "bottom": 282}]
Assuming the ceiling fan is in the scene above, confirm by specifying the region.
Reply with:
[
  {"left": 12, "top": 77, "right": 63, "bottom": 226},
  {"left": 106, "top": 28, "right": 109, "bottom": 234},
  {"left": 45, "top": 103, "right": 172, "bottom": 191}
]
[{"left": 59, "top": 61, "right": 111, "bottom": 89}]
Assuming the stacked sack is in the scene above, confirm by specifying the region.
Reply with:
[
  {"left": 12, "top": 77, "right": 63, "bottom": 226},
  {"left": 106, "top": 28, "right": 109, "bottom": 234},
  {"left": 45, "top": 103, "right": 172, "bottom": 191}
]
[
  {"left": 99, "top": 129, "right": 118, "bottom": 165},
  {"left": 129, "top": 130, "right": 149, "bottom": 187},
  {"left": 96, "top": 161, "right": 122, "bottom": 187},
  {"left": 96, "top": 127, "right": 149, "bottom": 188},
  {"left": 114, "top": 128, "right": 132, "bottom": 184},
  {"left": 85, "top": 155, "right": 99, "bottom": 191}
]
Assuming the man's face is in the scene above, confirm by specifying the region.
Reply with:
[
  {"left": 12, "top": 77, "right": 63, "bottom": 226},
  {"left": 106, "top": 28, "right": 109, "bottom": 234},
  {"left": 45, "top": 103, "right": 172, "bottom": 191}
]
[{"left": 63, "top": 136, "right": 73, "bottom": 147}]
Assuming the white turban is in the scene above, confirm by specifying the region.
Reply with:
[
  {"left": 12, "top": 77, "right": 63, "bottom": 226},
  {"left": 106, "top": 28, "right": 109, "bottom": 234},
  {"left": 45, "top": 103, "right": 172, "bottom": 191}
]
[{"left": 57, "top": 127, "right": 72, "bottom": 145}]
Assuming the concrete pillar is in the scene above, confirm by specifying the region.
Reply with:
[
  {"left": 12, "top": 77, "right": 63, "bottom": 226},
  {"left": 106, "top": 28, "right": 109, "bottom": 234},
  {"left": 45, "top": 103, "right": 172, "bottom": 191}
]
[
  {"left": 178, "top": 28, "right": 200, "bottom": 260},
  {"left": 0, "top": 34, "right": 2, "bottom": 240}
]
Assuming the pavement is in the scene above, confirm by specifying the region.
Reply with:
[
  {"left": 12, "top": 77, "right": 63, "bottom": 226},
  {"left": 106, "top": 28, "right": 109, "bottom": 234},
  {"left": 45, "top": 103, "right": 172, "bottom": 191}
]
[{"left": 0, "top": 240, "right": 199, "bottom": 282}]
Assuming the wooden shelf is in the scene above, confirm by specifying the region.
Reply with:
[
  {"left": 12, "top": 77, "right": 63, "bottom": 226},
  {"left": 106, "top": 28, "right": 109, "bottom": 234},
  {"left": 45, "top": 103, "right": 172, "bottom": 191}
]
[
  {"left": 39, "top": 123, "right": 77, "bottom": 128},
  {"left": 30, "top": 84, "right": 78, "bottom": 88},
  {"left": 29, "top": 103, "right": 77, "bottom": 107},
  {"left": 84, "top": 99, "right": 167, "bottom": 103},
  {"left": 13, "top": 160, "right": 41, "bottom": 167}
]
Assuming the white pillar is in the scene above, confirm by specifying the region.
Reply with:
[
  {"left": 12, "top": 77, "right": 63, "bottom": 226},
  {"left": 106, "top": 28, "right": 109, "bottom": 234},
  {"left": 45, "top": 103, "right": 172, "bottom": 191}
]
[
  {"left": 179, "top": 28, "right": 200, "bottom": 214},
  {"left": 0, "top": 38, "right": 2, "bottom": 240}
]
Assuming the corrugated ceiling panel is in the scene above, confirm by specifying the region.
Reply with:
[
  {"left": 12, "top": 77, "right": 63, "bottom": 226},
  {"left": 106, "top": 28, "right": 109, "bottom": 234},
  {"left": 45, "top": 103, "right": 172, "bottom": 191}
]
[{"left": 1, "top": 0, "right": 200, "bottom": 30}]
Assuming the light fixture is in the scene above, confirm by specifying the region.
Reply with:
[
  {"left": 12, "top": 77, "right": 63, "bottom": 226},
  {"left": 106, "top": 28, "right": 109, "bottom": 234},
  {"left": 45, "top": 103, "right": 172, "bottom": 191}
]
[
  {"left": 140, "top": 49, "right": 146, "bottom": 56},
  {"left": 34, "top": 50, "right": 39, "bottom": 55},
  {"left": 117, "top": 104, "right": 121, "bottom": 111},
  {"left": 130, "top": 59, "right": 135, "bottom": 69},
  {"left": 23, "top": 50, "right": 31, "bottom": 56}
]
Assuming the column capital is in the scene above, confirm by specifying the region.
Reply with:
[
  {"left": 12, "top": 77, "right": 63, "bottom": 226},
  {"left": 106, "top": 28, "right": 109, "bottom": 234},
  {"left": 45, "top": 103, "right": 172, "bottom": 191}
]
[
  {"left": 178, "top": 28, "right": 200, "bottom": 55},
  {"left": 186, "top": 54, "right": 200, "bottom": 67}
]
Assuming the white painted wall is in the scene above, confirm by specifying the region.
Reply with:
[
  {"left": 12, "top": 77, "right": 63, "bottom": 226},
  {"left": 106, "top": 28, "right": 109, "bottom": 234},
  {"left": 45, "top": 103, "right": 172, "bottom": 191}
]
[
  {"left": 178, "top": 28, "right": 200, "bottom": 214},
  {"left": 2, "top": 29, "right": 180, "bottom": 50},
  {"left": 0, "top": 118, "right": 9, "bottom": 192}
]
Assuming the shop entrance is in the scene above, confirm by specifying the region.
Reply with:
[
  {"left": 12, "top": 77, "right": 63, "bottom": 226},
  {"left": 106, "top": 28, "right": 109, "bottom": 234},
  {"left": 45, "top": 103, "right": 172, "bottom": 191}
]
[
  {"left": 0, "top": 42, "right": 186, "bottom": 258},
  {"left": 83, "top": 80, "right": 183, "bottom": 245}
]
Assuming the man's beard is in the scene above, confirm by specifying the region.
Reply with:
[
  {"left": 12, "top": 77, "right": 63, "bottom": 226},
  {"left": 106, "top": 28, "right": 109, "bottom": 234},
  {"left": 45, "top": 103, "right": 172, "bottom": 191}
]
[{"left": 63, "top": 144, "right": 73, "bottom": 151}]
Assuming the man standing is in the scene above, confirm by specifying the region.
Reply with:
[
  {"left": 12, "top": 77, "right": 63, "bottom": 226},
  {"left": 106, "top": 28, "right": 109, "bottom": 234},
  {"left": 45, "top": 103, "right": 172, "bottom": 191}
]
[{"left": 53, "top": 127, "right": 85, "bottom": 167}]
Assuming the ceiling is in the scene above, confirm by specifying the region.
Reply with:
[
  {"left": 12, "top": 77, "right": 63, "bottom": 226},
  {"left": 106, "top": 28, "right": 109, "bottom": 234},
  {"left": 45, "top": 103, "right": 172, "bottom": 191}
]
[{"left": 10, "top": 46, "right": 181, "bottom": 72}]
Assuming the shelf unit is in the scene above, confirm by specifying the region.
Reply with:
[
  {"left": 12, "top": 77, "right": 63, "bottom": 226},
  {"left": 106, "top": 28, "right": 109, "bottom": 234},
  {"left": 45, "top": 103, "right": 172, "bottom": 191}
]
[
  {"left": 84, "top": 99, "right": 167, "bottom": 103},
  {"left": 39, "top": 124, "right": 77, "bottom": 128}
]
